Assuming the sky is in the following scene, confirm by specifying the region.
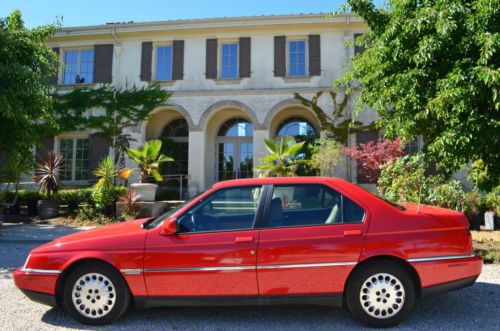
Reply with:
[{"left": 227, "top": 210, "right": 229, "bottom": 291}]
[{"left": 0, "top": 0, "right": 383, "bottom": 28}]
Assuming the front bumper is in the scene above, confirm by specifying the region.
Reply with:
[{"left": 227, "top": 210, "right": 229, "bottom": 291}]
[{"left": 13, "top": 268, "right": 60, "bottom": 305}]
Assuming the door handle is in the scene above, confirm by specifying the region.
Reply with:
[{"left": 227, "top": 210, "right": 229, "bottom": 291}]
[
  {"left": 235, "top": 236, "right": 254, "bottom": 243},
  {"left": 344, "top": 230, "right": 363, "bottom": 236}
]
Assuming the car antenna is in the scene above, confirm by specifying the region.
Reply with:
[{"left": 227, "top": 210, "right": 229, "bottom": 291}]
[{"left": 417, "top": 185, "right": 422, "bottom": 214}]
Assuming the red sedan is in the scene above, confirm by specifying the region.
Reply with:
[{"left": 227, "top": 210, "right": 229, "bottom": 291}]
[{"left": 14, "top": 177, "right": 482, "bottom": 327}]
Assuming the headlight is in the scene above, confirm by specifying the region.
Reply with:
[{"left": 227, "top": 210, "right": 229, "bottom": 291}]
[{"left": 22, "top": 254, "right": 31, "bottom": 270}]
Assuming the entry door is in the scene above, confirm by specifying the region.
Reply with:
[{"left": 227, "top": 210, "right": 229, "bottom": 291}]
[
  {"left": 217, "top": 140, "right": 253, "bottom": 181},
  {"left": 256, "top": 184, "right": 368, "bottom": 295},
  {"left": 144, "top": 185, "right": 264, "bottom": 297}
]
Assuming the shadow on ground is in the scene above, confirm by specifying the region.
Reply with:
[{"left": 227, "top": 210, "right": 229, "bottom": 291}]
[{"left": 40, "top": 282, "right": 500, "bottom": 330}]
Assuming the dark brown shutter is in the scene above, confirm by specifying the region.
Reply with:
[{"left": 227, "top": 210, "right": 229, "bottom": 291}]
[
  {"left": 354, "top": 33, "right": 366, "bottom": 55},
  {"left": 308, "top": 35, "right": 321, "bottom": 76},
  {"left": 140, "top": 42, "right": 153, "bottom": 81},
  {"left": 172, "top": 40, "right": 185, "bottom": 80},
  {"left": 89, "top": 135, "right": 110, "bottom": 179},
  {"left": 274, "top": 36, "right": 286, "bottom": 77},
  {"left": 36, "top": 137, "right": 54, "bottom": 163},
  {"left": 50, "top": 47, "right": 60, "bottom": 85},
  {"left": 356, "top": 131, "right": 379, "bottom": 183},
  {"left": 93, "top": 44, "right": 113, "bottom": 83},
  {"left": 239, "top": 37, "right": 251, "bottom": 78},
  {"left": 206, "top": 39, "right": 218, "bottom": 79}
]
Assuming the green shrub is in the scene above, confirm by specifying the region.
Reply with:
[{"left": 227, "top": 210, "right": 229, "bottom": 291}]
[
  {"left": 428, "top": 180, "right": 467, "bottom": 212},
  {"left": 484, "top": 188, "right": 500, "bottom": 215},
  {"left": 17, "top": 190, "right": 43, "bottom": 205}
]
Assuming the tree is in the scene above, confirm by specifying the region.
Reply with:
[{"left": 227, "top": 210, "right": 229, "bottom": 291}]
[
  {"left": 0, "top": 10, "right": 59, "bottom": 164},
  {"left": 257, "top": 137, "right": 306, "bottom": 177},
  {"left": 338, "top": 0, "right": 500, "bottom": 189},
  {"left": 342, "top": 138, "right": 405, "bottom": 182},
  {"left": 52, "top": 84, "right": 172, "bottom": 168},
  {"left": 308, "top": 137, "right": 342, "bottom": 176}
]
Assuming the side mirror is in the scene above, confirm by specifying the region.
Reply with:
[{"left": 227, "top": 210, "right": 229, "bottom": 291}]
[{"left": 159, "top": 217, "right": 177, "bottom": 236}]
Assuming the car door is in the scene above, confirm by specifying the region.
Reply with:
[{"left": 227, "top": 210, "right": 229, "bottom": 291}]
[
  {"left": 256, "top": 183, "right": 368, "bottom": 296},
  {"left": 144, "top": 185, "right": 264, "bottom": 297}
]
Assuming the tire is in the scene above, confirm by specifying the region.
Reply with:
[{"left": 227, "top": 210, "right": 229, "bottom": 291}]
[
  {"left": 346, "top": 260, "right": 416, "bottom": 328},
  {"left": 63, "top": 261, "right": 131, "bottom": 325}
]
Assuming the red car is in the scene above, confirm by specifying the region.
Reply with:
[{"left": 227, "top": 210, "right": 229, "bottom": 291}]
[{"left": 14, "top": 177, "right": 482, "bottom": 327}]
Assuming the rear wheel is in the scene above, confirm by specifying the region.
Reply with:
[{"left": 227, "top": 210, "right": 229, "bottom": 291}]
[
  {"left": 346, "top": 261, "right": 416, "bottom": 328},
  {"left": 63, "top": 261, "right": 130, "bottom": 325}
]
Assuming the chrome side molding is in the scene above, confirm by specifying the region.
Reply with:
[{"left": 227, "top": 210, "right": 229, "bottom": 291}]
[{"left": 407, "top": 253, "right": 476, "bottom": 263}]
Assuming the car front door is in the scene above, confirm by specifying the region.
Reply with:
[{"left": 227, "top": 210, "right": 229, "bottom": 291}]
[
  {"left": 256, "top": 183, "right": 368, "bottom": 296},
  {"left": 144, "top": 185, "right": 264, "bottom": 297}
]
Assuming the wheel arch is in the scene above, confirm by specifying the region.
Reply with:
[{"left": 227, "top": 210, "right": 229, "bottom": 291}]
[
  {"left": 345, "top": 255, "right": 422, "bottom": 301},
  {"left": 55, "top": 258, "right": 131, "bottom": 305}
]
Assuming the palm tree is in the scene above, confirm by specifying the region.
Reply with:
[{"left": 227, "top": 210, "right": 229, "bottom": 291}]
[
  {"left": 257, "top": 137, "right": 306, "bottom": 177},
  {"left": 125, "top": 139, "right": 173, "bottom": 183}
]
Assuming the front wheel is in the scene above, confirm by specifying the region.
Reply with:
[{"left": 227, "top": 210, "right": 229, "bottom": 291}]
[
  {"left": 346, "top": 261, "right": 416, "bottom": 328},
  {"left": 63, "top": 261, "right": 130, "bottom": 325}
]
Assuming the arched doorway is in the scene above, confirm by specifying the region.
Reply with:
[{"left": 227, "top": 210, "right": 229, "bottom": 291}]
[{"left": 216, "top": 118, "right": 254, "bottom": 181}]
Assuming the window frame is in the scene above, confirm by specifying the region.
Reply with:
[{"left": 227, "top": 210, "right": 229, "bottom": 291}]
[
  {"left": 286, "top": 38, "right": 308, "bottom": 77},
  {"left": 58, "top": 137, "right": 90, "bottom": 183},
  {"left": 175, "top": 184, "right": 268, "bottom": 235},
  {"left": 219, "top": 41, "right": 240, "bottom": 79},
  {"left": 62, "top": 48, "right": 95, "bottom": 85},
  {"left": 154, "top": 43, "right": 174, "bottom": 81},
  {"left": 257, "top": 184, "right": 366, "bottom": 230}
]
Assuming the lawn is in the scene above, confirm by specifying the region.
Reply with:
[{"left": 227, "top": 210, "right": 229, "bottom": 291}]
[{"left": 472, "top": 231, "right": 500, "bottom": 264}]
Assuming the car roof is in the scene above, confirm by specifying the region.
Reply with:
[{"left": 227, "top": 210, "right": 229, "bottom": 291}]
[{"left": 212, "top": 176, "right": 348, "bottom": 189}]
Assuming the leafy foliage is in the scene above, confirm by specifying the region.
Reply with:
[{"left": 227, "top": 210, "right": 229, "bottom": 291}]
[
  {"left": 125, "top": 139, "right": 173, "bottom": 182},
  {"left": 0, "top": 10, "right": 59, "bottom": 164},
  {"left": 343, "top": 138, "right": 405, "bottom": 182},
  {"left": 257, "top": 137, "right": 306, "bottom": 177},
  {"left": 52, "top": 84, "right": 172, "bottom": 168},
  {"left": 94, "top": 156, "right": 118, "bottom": 190},
  {"left": 308, "top": 137, "right": 342, "bottom": 176},
  {"left": 338, "top": 0, "right": 500, "bottom": 188},
  {"left": 118, "top": 188, "right": 139, "bottom": 217},
  {"left": 33, "top": 153, "right": 64, "bottom": 200},
  {"left": 0, "top": 153, "right": 32, "bottom": 207}
]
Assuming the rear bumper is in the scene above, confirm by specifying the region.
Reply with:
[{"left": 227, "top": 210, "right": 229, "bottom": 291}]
[
  {"left": 20, "top": 289, "right": 57, "bottom": 307},
  {"left": 411, "top": 254, "right": 482, "bottom": 291},
  {"left": 13, "top": 268, "right": 59, "bottom": 298}
]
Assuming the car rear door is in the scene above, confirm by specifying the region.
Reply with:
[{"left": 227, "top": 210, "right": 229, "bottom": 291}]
[
  {"left": 256, "top": 183, "right": 369, "bottom": 295},
  {"left": 144, "top": 185, "right": 265, "bottom": 297}
]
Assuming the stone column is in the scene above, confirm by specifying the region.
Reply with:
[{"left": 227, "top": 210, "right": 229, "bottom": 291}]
[
  {"left": 187, "top": 130, "right": 205, "bottom": 197},
  {"left": 253, "top": 129, "right": 270, "bottom": 177}
]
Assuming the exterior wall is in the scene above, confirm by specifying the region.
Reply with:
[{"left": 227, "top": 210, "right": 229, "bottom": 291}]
[{"left": 46, "top": 15, "right": 372, "bottom": 196}]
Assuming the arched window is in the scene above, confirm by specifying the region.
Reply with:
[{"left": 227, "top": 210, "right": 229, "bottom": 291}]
[
  {"left": 218, "top": 118, "right": 253, "bottom": 137},
  {"left": 162, "top": 118, "right": 189, "bottom": 139},
  {"left": 276, "top": 117, "right": 317, "bottom": 139}
]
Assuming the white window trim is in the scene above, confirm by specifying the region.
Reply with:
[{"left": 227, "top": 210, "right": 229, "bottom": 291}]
[
  {"left": 218, "top": 40, "right": 239, "bottom": 80},
  {"left": 153, "top": 43, "right": 173, "bottom": 81},
  {"left": 62, "top": 48, "right": 94, "bottom": 85},
  {"left": 55, "top": 135, "right": 90, "bottom": 184},
  {"left": 286, "top": 38, "right": 309, "bottom": 77}
]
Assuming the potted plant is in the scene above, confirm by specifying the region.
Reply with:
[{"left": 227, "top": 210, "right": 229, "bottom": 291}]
[
  {"left": 118, "top": 188, "right": 139, "bottom": 221},
  {"left": 33, "top": 153, "right": 63, "bottom": 219},
  {"left": 121, "top": 139, "right": 173, "bottom": 201}
]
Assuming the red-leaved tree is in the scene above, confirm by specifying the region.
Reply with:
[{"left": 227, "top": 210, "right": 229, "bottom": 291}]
[{"left": 343, "top": 138, "right": 405, "bottom": 183}]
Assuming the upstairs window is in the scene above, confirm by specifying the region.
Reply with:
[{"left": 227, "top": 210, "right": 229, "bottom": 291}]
[
  {"left": 288, "top": 40, "right": 307, "bottom": 77},
  {"left": 220, "top": 42, "right": 239, "bottom": 79},
  {"left": 156, "top": 45, "right": 173, "bottom": 81},
  {"left": 63, "top": 49, "right": 94, "bottom": 84}
]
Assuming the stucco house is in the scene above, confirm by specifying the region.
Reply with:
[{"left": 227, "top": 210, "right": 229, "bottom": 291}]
[{"left": 37, "top": 13, "right": 413, "bottom": 197}]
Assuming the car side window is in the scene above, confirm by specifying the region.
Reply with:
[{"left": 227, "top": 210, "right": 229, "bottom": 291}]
[
  {"left": 177, "top": 186, "right": 262, "bottom": 233},
  {"left": 267, "top": 184, "right": 365, "bottom": 228}
]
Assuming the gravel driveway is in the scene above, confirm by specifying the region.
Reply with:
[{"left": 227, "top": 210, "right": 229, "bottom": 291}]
[{"left": 1, "top": 226, "right": 499, "bottom": 330}]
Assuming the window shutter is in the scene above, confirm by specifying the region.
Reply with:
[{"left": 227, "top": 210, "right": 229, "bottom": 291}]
[
  {"left": 93, "top": 44, "right": 113, "bottom": 83},
  {"left": 206, "top": 39, "right": 218, "bottom": 79},
  {"left": 308, "top": 35, "right": 321, "bottom": 76},
  {"left": 356, "top": 131, "right": 379, "bottom": 184},
  {"left": 274, "top": 36, "right": 286, "bottom": 77},
  {"left": 89, "top": 135, "right": 109, "bottom": 179},
  {"left": 354, "top": 33, "right": 366, "bottom": 55},
  {"left": 36, "top": 137, "right": 54, "bottom": 163},
  {"left": 140, "top": 41, "right": 153, "bottom": 81},
  {"left": 172, "top": 40, "right": 185, "bottom": 80},
  {"left": 50, "top": 47, "right": 60, "bottom": 85},
  {"left": 239, "top": 37, "right": 251, "bottom": 78}
]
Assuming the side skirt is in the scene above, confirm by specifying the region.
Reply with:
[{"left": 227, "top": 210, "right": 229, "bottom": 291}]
[{"left": 135, "top": 294, "right": 343, "bottom": 309}]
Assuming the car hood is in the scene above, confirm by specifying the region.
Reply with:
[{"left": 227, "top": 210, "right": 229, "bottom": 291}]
[{"left": 32, "top": 219, "right": 150, "bottom": 253}]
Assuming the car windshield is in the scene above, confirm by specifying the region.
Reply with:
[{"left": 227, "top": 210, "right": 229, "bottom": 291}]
[{"left": 142, "top": 189, "right": 210, "bottom": 230}]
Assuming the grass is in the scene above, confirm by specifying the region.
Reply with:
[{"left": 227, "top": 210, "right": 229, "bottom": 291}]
[{"left": 472, "top": 230, "right": 500, "bottom": 264}]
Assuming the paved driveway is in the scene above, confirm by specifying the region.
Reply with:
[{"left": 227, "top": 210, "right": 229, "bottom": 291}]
[{"left": 1, "top": 224, "right": 499, "bottom": 330}]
